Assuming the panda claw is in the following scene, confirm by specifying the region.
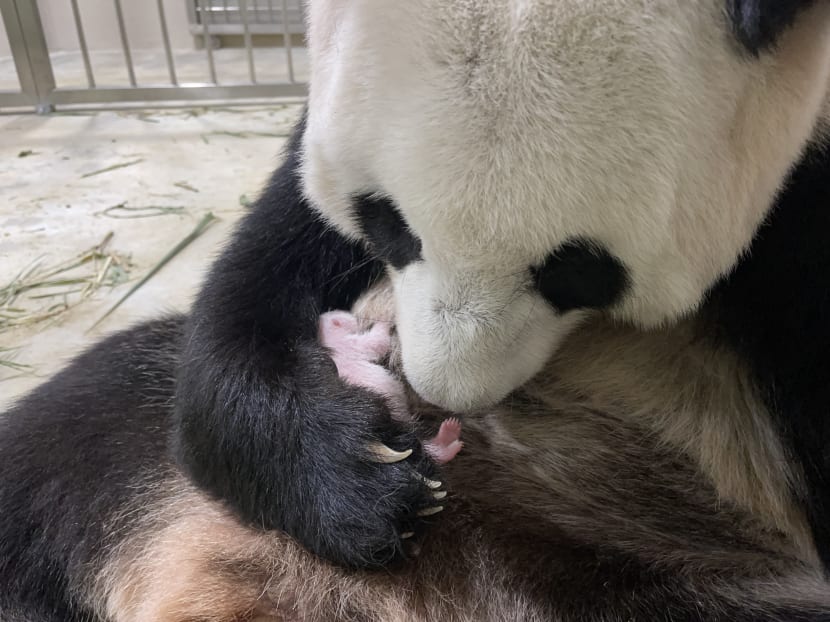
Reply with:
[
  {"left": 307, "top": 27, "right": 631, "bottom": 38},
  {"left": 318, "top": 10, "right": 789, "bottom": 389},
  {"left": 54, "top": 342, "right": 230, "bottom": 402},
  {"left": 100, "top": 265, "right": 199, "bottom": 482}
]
[
  {"left": 401, "top": 531, "right": 415, "bottom": 539},
  {"left": 417, "top": 506, "right": 444, "bottom": 517},
  {"left": 416, "top": 473, "right": 442, "bottom": 489},
  {"left": 368, "top": 443, "right": 413, "bottom": 463},
  {"left": 432, "top": 490, "right": 447, "bottom": 501}
]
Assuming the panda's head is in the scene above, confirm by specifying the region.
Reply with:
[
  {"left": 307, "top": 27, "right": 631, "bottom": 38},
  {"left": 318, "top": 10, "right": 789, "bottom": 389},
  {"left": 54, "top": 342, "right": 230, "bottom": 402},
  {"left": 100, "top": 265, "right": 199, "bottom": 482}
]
[{"left": 301, "top": 0, "right": 830, "bottom": 411}]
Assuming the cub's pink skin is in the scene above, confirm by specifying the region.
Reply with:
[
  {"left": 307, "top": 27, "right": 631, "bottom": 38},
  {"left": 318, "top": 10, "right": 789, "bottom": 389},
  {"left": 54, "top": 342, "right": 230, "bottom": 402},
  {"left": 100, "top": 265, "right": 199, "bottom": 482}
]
[
  {"left": 319, "top": 311, "right": 463, "bottom": 464},
  {"left": 319, "top": 311, "right": 408, "bottom": 417}
]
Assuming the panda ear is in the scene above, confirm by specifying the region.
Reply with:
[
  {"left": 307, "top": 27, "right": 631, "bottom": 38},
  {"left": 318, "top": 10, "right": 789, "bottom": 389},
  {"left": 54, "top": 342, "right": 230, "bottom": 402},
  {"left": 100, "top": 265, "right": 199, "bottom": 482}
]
[{"left": 727, "top": 0, "right": 815, "bottom": 55}]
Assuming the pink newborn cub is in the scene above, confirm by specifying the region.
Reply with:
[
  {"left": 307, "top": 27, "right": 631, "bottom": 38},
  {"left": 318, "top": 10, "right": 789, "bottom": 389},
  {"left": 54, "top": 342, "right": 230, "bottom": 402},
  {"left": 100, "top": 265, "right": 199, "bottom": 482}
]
[{"left": 318, "top": 311, "right": 463, "bottom": 464}]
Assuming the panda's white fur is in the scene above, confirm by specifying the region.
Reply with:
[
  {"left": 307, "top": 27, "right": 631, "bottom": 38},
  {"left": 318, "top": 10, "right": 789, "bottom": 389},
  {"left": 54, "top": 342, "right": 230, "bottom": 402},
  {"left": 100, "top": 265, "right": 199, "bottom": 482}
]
[{"left": 301, "top": 0, "right": 830, "bottom": 411}]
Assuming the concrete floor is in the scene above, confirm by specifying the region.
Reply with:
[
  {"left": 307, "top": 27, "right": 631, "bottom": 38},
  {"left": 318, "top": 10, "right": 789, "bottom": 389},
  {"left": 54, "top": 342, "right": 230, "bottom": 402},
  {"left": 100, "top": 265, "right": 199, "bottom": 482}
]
[{"left": 0, "top": 103, "right": 302, "bottom": 409}]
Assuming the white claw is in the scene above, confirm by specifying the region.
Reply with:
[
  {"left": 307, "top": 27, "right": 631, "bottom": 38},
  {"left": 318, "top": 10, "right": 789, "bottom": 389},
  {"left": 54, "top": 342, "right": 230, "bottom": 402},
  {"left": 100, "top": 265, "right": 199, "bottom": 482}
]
[
  {"left": 416, "top": 473, "right": 442, "bottom": 489},
  {"left": 417, "top": 506, "right": 444, "bottom": 517},
  {"left": 432, "top": 490, "right": 447, "bottom": 501},
  {"left": 368, "top": 443, "right": 413, "bottom": 464},
  {"left": 401, "top": 531, "right": 415, "bottom": 539}
]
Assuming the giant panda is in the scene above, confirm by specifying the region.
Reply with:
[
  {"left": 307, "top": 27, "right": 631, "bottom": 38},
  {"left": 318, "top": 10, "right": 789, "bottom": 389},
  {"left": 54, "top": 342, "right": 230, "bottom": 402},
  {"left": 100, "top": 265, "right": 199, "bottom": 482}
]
[
  {"left": 170, "top": 0, "right": 830, "bottom": 571},
  {"left": 4, "top": 4, "right": 830, "bottom": 620}
]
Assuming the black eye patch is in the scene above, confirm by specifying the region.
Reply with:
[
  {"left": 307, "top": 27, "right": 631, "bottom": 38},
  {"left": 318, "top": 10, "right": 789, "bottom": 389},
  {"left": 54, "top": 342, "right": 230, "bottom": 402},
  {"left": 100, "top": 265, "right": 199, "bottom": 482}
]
[
  {"left": 727, "top": 0, "right": 814, "bottom": 55},
  {"left": 353, "top": 194, "right": 422, "bottom": 269},
  {"left": 532, "top": 238, "right": 629, "bottom": 313}
]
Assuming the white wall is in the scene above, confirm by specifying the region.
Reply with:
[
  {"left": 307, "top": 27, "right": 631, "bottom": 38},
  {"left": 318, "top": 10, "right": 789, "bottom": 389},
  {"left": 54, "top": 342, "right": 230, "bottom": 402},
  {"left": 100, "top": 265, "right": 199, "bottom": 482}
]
[{"left": 1, "top": 0, "right": 194, "bottom": 56}]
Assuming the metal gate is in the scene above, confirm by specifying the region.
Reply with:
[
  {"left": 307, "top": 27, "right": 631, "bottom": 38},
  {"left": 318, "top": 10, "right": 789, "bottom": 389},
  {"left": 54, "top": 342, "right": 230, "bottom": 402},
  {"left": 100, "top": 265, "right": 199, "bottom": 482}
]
[
  {"left": 0, "top": 0, "right": 307, "bottom": 114},
  {"left": 187, "top": 1, "right": 305, "bottom": 36}
]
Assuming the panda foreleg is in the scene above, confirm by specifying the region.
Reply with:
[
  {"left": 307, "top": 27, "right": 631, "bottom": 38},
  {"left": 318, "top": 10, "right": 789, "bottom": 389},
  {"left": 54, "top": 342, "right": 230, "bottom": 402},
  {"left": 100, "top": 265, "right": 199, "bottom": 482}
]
[{"left": 174, "top": 117, "right": 445, "bottom": 570}]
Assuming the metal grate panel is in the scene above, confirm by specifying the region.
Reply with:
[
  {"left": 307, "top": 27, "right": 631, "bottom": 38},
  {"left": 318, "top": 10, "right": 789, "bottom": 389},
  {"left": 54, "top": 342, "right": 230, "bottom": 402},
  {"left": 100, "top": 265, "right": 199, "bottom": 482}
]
[{"left": 189, "top": 0, "right": 305, "bottom": 35}]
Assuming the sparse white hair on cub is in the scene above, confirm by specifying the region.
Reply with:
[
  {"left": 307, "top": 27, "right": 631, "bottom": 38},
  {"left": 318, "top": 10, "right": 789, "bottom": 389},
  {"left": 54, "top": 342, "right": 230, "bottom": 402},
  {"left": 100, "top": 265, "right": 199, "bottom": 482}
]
[{"left": 301, "top": 0, "right": 830, "bottom": 411}]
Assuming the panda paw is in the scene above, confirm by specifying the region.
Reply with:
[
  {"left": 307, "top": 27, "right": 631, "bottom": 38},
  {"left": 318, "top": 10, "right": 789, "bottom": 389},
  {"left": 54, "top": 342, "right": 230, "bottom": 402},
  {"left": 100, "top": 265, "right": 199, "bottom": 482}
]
[
  {"left": 277, "top": 311, "right": 447, "bottom": 567},
  {"left": 276, "top": 349, "right": 450, "bottom": 568}
]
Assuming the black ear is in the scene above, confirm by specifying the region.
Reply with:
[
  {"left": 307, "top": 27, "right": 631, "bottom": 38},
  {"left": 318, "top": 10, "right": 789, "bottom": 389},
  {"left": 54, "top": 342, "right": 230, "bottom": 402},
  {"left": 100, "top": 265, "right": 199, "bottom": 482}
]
[{"left": 727, "top": 0, "right": 816, "bottom": 55}]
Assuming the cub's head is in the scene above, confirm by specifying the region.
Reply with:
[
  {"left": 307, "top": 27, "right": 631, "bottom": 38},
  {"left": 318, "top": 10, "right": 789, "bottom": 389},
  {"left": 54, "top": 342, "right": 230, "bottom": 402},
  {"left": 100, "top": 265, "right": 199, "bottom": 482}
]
[{"left": 301, "top": 0, "right": 830, "bottom": 411}]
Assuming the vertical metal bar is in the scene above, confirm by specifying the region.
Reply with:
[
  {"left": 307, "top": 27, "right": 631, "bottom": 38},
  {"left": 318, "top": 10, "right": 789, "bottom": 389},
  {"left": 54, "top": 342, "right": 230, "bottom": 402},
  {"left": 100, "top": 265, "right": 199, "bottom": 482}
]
[
  {"left": 156, "top": 0, "right": 178, "bottom": 85},
  {"left": 267, "top": 0, "right": 276, "bottom": 27},
  {"left": 112, "top": 0, "right": 136, "bottom": 86},
  {"left": 0, "top": 0, "right": 56, "bottom": 112},
  {"left": 197, "top": 0, "right": 218, "bottom": 84},
  {"left": 240, "top": 0, "right": 256, "bottom": 83},
  {"left": 186, "top": 0, "right": 198, "bottom": 28},
  {"left": 280, "top": 0, "right": 295, "bottom": 83},
  {"left": 223, "top": 0, "right": 229, "bottom": 24},
  {"left": 69, "top": 0, "right": 95, "bottom": 88},
  {"left": 0, "top": 0, "right": 37, "bottom": 96}
]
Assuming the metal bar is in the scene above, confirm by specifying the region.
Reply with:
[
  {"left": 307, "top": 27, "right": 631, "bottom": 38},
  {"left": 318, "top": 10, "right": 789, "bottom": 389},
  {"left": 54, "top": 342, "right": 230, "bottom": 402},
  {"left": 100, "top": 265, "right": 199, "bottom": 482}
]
[
  {"left": 197, "top": 0, "right": 218, "bottom": 84},
  {"left": 281, "top": 0, "right": 295, "bottom": 83},
  {"left": 48, "top": 83, "right": 307, "bottom": 106},
  {"left": 267, "top": 0, "right": 276, "bottom": 25},
  {"left": 0, "top": 91, "right": 32, "bottom": 110},
  {"left": 0, "top": 0, "right": 56, "bottom": 112},
  {"left": 112, "top": 0, "right": 137, "bottom": 86},
  {"left": 156, "top": 0, "right": 178, "bottom": 85},
  {"left": 188, "top": 22, "right": 287, "bottom": 35},
  {"left": 223, "top": 0, "right": 229, "bottom": 24},
  {"left": 4, "top": 97, "right": 305, "bottom": 115},
  {"left": 69, "top": 0, "right": 95, "bottom": 88},
  {"left": 186, "top": 0, "right": 197, "bottom": 27},
  {"left": 0, "top": 0, "right": 34, "bottom": 97},
  {"left": 240, "top": 0, "right": 256, "bottom": 83}
]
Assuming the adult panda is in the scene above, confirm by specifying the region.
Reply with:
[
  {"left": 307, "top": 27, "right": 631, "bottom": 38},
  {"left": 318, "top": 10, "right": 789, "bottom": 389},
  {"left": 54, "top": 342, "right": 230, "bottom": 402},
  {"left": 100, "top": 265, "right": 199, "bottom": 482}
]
[{"left": 172, "top": 0, "right": 830, "bottom": 570}]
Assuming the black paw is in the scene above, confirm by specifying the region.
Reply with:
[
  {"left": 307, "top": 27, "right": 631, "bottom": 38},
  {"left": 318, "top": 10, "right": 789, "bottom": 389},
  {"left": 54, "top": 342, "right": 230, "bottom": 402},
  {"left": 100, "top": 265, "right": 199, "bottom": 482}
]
[
  {"left": 176, "top": 337, "right": 448, "bottom": 570},
  {"left": 278, "top": 344, "right": 447, "bottom": 568}
]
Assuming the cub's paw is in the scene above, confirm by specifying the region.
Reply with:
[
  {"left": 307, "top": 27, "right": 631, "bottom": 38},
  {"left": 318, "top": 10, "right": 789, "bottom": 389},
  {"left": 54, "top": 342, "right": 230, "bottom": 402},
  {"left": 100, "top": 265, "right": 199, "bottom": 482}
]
[{"left": 425, "top": 417, "right": 464, "bottom": 464}]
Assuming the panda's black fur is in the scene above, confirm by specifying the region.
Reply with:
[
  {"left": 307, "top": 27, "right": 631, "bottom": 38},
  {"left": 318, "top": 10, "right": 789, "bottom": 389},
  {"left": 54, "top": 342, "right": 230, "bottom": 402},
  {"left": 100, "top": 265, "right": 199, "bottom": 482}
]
[
  {"left": 728, "top": 0, "right": 818, "bottom": 54},
  {"left": 0, "top": 319, "right": 184, "bottom": 622},
  {"left": 709, "top": 142, "right": 830, "bottom": 570}
]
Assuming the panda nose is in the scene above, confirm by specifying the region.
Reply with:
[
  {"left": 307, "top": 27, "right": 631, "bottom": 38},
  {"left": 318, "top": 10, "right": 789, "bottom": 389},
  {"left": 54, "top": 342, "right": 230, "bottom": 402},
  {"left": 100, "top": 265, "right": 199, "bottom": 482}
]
[{"left": 392, "top": 261, "right": 578, "bottom": 412}]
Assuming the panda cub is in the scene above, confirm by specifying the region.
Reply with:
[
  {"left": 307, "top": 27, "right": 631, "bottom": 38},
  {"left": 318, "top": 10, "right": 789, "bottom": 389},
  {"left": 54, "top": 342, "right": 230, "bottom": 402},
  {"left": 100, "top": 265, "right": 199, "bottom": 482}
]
[
  {"left": 171, "top": 0, "right": 830, "bottom": 570},
  {"left": 3, "top": 272, "right": 830, "bottom": 621}
]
